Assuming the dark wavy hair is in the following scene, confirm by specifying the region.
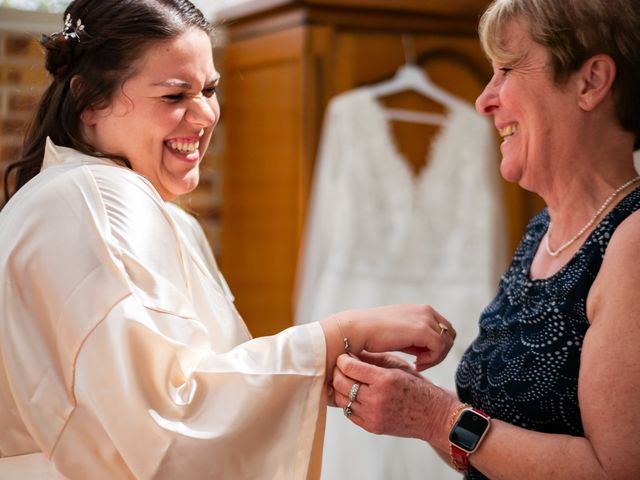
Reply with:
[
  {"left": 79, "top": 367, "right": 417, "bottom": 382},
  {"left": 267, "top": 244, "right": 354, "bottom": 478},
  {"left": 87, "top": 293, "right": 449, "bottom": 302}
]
[{"left": 2, "top": 0, "right": 212, "bottom": 205}]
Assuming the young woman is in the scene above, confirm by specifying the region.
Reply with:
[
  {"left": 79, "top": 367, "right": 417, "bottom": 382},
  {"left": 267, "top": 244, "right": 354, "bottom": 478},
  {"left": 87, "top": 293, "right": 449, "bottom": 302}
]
[{"left": 0, "top": 1, "right": 454, "bottom": 478}]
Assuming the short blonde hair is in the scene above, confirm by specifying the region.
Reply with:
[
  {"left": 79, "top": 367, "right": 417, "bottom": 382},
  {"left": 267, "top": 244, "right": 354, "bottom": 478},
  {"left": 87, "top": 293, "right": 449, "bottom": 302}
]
[{"left": 479, "top": 0, "right": 640, "bottom": 145}]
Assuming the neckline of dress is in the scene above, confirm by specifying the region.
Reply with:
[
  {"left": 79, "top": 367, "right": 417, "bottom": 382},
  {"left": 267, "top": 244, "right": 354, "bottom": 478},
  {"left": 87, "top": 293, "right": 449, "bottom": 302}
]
[
  {"left": 361, "top": 87, "right": 469, "bottom": 186},
  {"left": 526, "top": 186, "right": 640, "bottom": 283}
]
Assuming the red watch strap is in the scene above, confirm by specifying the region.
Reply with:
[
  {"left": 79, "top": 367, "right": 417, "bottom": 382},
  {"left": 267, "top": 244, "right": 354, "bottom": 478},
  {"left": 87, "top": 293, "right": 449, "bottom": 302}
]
[
  {"left": 450, "top": 444, "right": 472, "bottom": 471},
  {"left": 449, "top": 407, "right": 489, "bottom": 472}
]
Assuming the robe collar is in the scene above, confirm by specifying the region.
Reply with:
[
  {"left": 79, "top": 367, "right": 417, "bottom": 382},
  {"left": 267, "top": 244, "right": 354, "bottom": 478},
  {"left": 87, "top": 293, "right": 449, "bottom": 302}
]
[{"left": 42, "top": 137, "right": 115, "bottom": 171}]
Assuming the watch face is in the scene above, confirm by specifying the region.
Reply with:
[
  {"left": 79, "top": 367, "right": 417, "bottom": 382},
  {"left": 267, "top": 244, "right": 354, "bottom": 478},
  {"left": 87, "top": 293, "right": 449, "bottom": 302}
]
[{"left": 449, "top": 410, "right": 490, "bottom": 452}]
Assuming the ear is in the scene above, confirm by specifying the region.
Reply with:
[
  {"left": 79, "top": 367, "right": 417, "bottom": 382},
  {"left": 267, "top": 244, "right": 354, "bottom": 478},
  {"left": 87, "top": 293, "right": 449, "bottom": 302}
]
[
  {"left": 70, "top": 75, "right": 97, "bottom": 127},
  {"left": 576, "top": 54, "right": 616, "bottom": 112},
  {"left": 79, "top": 105, "right": 98, "bottom": 127}
]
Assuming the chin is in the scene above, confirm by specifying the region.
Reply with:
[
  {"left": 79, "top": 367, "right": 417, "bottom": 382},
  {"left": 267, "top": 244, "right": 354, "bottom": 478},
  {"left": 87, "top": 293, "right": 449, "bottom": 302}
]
[
  {"left": 161, "top": 178, "right": 200, "bottom": 201},
  {"left": 178, "top": 178, "right": 200, "bottom": 197},
  {"left": 499, "top": 158, "right": 522, "bottom": 184}
]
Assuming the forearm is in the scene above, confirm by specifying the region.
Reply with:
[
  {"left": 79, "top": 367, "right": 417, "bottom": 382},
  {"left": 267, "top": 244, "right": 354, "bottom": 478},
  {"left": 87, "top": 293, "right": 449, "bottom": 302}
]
[
  {"left": 374, "top": 382, "right": 611, "bottom": 478},
  {"left": 427, "top": 402, "right": 609, "bottom": 479},
  {"left": 319, "top": 314, "right": 347, "bottom": 378},
  {"left": 465, "top": 420, "right": 607, "bottom": 479}
]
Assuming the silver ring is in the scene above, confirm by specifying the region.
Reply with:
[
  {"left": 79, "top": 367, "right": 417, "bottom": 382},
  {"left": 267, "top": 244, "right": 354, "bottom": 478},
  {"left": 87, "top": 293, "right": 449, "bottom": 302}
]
[
  {"left": 343, "top": 401, "right": 353, "bottom": 418},
  {"left": 348, "top": 382, "right": 361, "bottom": 402}
]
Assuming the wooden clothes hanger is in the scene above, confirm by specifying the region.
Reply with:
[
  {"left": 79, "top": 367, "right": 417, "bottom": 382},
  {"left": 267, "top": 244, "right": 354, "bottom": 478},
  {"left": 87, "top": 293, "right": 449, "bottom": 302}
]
[{"left": 367, "top": 35, "right": 461, "bottom": 125}]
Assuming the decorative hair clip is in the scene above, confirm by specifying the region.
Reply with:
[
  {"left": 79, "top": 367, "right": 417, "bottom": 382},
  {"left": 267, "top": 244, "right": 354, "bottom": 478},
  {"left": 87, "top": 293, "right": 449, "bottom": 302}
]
[{"left": 62, "top": 13, "right": 85, "bottom": 42}]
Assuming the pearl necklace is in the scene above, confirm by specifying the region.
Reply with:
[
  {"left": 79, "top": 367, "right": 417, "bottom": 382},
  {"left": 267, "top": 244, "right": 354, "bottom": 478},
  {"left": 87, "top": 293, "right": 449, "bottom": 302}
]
[{"left": 545, "top": 175, "right": 640, "bottom": 257}]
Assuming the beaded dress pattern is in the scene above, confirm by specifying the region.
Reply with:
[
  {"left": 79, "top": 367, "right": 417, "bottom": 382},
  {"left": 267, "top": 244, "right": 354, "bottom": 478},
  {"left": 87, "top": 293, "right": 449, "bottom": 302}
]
[{"left": 455, "top": 187, "right": 640, "bottom": 480}]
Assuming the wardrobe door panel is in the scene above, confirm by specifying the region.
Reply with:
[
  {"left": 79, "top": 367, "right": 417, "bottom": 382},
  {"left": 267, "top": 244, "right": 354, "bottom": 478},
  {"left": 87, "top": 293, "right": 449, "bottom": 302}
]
[{"left": 221, "top": 28, "right": 305, "bottom": 337}]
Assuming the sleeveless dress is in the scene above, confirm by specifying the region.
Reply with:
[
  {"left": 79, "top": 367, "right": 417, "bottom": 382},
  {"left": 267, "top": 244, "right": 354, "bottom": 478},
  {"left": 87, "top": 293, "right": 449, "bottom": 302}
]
[{"left": 455, "top": 186, "right": 640, "bottom": 480}]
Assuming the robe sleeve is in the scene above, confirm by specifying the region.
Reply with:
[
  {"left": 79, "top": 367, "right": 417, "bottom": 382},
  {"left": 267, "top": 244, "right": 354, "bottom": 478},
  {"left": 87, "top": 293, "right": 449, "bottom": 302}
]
[{"left": 0, "top": 162, "right": 326, "bottom": 479}]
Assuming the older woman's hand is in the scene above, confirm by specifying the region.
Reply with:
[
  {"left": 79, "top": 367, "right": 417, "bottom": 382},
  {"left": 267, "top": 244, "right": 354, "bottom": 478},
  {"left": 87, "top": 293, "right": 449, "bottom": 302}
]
[
  {"left": 332, "top": 353, "right": 457, "bottom": 443},
  {"left": 351, "top": 351, "right": 423, "bottom": 376},
  {"left": 327, "top": 351, "right": 419, "bottom": 406}
]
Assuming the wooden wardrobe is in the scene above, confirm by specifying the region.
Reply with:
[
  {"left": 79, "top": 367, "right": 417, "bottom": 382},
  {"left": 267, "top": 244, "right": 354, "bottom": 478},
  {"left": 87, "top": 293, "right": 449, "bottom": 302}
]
[{"left": 216, "top": 0, "right": 543, "bottom": 336}]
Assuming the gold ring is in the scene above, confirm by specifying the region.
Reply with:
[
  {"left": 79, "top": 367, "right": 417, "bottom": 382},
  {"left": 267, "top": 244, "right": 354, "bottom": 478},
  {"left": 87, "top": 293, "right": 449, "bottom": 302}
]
[
  {"left": 343, "top": 401, "right": 353, "bottom": 418},
  {"left": 438, "top": 322, "right": 449, "bottom": 336}
]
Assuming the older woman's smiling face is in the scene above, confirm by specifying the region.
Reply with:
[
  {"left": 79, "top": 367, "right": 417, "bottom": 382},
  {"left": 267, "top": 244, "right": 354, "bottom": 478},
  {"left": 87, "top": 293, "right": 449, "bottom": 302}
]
[
  {"left": 475, "top": 18, "right": 581, "bottom": 192},
  {"left": 81, "top": 28, "right": 220, "bottom": 201}
]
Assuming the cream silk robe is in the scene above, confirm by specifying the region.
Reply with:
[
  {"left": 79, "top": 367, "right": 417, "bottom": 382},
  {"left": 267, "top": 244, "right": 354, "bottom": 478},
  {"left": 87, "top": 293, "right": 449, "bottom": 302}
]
[{"left": 0, "top": 139, "right": 327, "bottom": 479}]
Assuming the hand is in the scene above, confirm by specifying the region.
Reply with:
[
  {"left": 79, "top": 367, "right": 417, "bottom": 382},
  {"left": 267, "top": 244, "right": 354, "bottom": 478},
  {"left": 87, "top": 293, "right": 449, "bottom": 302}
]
[
  {"left": 355, "top": 351, "right": 422, "bottom": 378},
  {"left": 332, "top": 353, "right": 458, "bottom": 444},
  {"left": 339, "top": 304, "right": 456, "bottom": 370},
  {"left": 327, "top": 352, "right": 417, "bottom": 407}
]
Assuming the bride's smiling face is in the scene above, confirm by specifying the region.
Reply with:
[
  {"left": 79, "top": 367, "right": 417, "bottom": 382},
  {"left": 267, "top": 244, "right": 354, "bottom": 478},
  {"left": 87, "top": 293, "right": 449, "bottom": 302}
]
[{"left": 81, "top": 28, "right": 220, "bottom": 201}]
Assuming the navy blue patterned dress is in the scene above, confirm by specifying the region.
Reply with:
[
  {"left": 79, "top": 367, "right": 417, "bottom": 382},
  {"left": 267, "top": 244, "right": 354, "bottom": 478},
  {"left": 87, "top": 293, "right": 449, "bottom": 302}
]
[{"left": 455, "top": 187, "right": 640, "bottom": 480}]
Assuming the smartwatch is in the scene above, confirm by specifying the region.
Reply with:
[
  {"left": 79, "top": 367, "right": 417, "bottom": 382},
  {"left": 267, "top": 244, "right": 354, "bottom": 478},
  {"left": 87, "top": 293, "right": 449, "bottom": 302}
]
[{"left": 448, "top": 407, "right": 491, "bottom": 472}]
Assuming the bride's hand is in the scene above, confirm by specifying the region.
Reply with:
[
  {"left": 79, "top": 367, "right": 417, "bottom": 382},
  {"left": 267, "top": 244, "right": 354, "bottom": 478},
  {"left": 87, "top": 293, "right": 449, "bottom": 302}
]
[
  {"left": 321, "top": 304, "right": 456, "bottom": 370},
  {"left": 333, "top": 304, "right": 456, "bottom": 371},
  {"left": 320, "top": 303, "right": 455, "bottom": 397}
]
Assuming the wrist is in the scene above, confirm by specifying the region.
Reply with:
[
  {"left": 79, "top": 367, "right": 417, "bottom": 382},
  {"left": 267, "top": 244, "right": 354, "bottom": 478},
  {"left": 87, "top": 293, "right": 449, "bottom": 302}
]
[
  {"left": 447, "top": 404, "right": 491, "bottom": 472},
  {"left": 319, "top": 314, "right": 348, "bottom": 378},
  {"left": 427, "top": 394, "right": 461, "bottom": 448},
  {"left": 334, "top": 313, "right": 352, "bottom": 353},
  {"left": 319, "top": 312, "right": 361, "bottom": 368},
  {"left": 405, "top": 385, "right": 459, "bottom": 445},
  {"left": 333, "top": 310, "right": 366, "bottom": 354}
]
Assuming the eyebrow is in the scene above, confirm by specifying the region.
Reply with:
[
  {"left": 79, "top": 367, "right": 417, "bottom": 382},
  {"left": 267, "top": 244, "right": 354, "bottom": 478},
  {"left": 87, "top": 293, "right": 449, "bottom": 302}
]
[{"left": 152, "top": 77, "right": 221, "bottom": 89}]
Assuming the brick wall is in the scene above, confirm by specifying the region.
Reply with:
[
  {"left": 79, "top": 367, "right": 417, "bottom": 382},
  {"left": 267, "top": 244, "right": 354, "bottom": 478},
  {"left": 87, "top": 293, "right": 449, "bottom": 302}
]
[
  {"left": 0, "top": 10, "right": 52, "bottom": 203},
  {"left": 0, "top": 8, "right": 222, "bottom": 253}
]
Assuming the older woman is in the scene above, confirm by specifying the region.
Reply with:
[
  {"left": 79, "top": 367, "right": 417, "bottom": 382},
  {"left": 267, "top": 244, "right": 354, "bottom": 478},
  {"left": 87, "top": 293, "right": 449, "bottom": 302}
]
[{"left": 333, "top": 0, "right": 640, "bottom": 478}]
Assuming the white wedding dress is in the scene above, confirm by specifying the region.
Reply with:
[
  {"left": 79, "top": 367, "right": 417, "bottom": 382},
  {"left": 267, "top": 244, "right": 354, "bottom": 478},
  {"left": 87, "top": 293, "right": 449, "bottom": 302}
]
[{"left": 295, "top": 87, "right": 506, "bottom": 480}]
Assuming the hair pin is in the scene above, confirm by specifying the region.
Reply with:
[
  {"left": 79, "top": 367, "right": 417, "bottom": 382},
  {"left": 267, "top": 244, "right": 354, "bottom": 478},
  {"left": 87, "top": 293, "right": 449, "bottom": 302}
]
[{"left": 62, "top": 13, "right": 85, "bottom": 42}]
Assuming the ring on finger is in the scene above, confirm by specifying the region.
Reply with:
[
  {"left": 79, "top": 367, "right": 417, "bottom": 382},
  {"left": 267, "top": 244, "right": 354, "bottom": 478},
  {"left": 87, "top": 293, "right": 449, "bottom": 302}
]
[
  {"left": 438, "top": 322, "right": 449, "bottom": 336},
  {"left": 343, "top": 401, "right": 353, "bottom": 418},
  {"left": 348, "top": 382, "right": 361, "bottom": 402}
]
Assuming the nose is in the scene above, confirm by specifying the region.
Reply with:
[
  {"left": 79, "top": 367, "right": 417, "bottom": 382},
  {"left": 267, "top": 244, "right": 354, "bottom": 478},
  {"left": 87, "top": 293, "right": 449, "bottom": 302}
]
[
  {"left": 475, "top": 76, "right": 499, "bottom": 116},
  {"left": 185, "top": 95, "right": 218, "bottom": 128}
]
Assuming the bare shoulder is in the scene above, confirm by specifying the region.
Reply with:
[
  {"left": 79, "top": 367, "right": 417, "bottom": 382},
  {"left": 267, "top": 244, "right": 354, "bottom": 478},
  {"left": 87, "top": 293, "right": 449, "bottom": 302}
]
[
  {"left": 588, "top": 208, "right": 640, "bottom": 324},
  {"left": 602, "top": 208, "right": 640, "bottom": 267}
]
